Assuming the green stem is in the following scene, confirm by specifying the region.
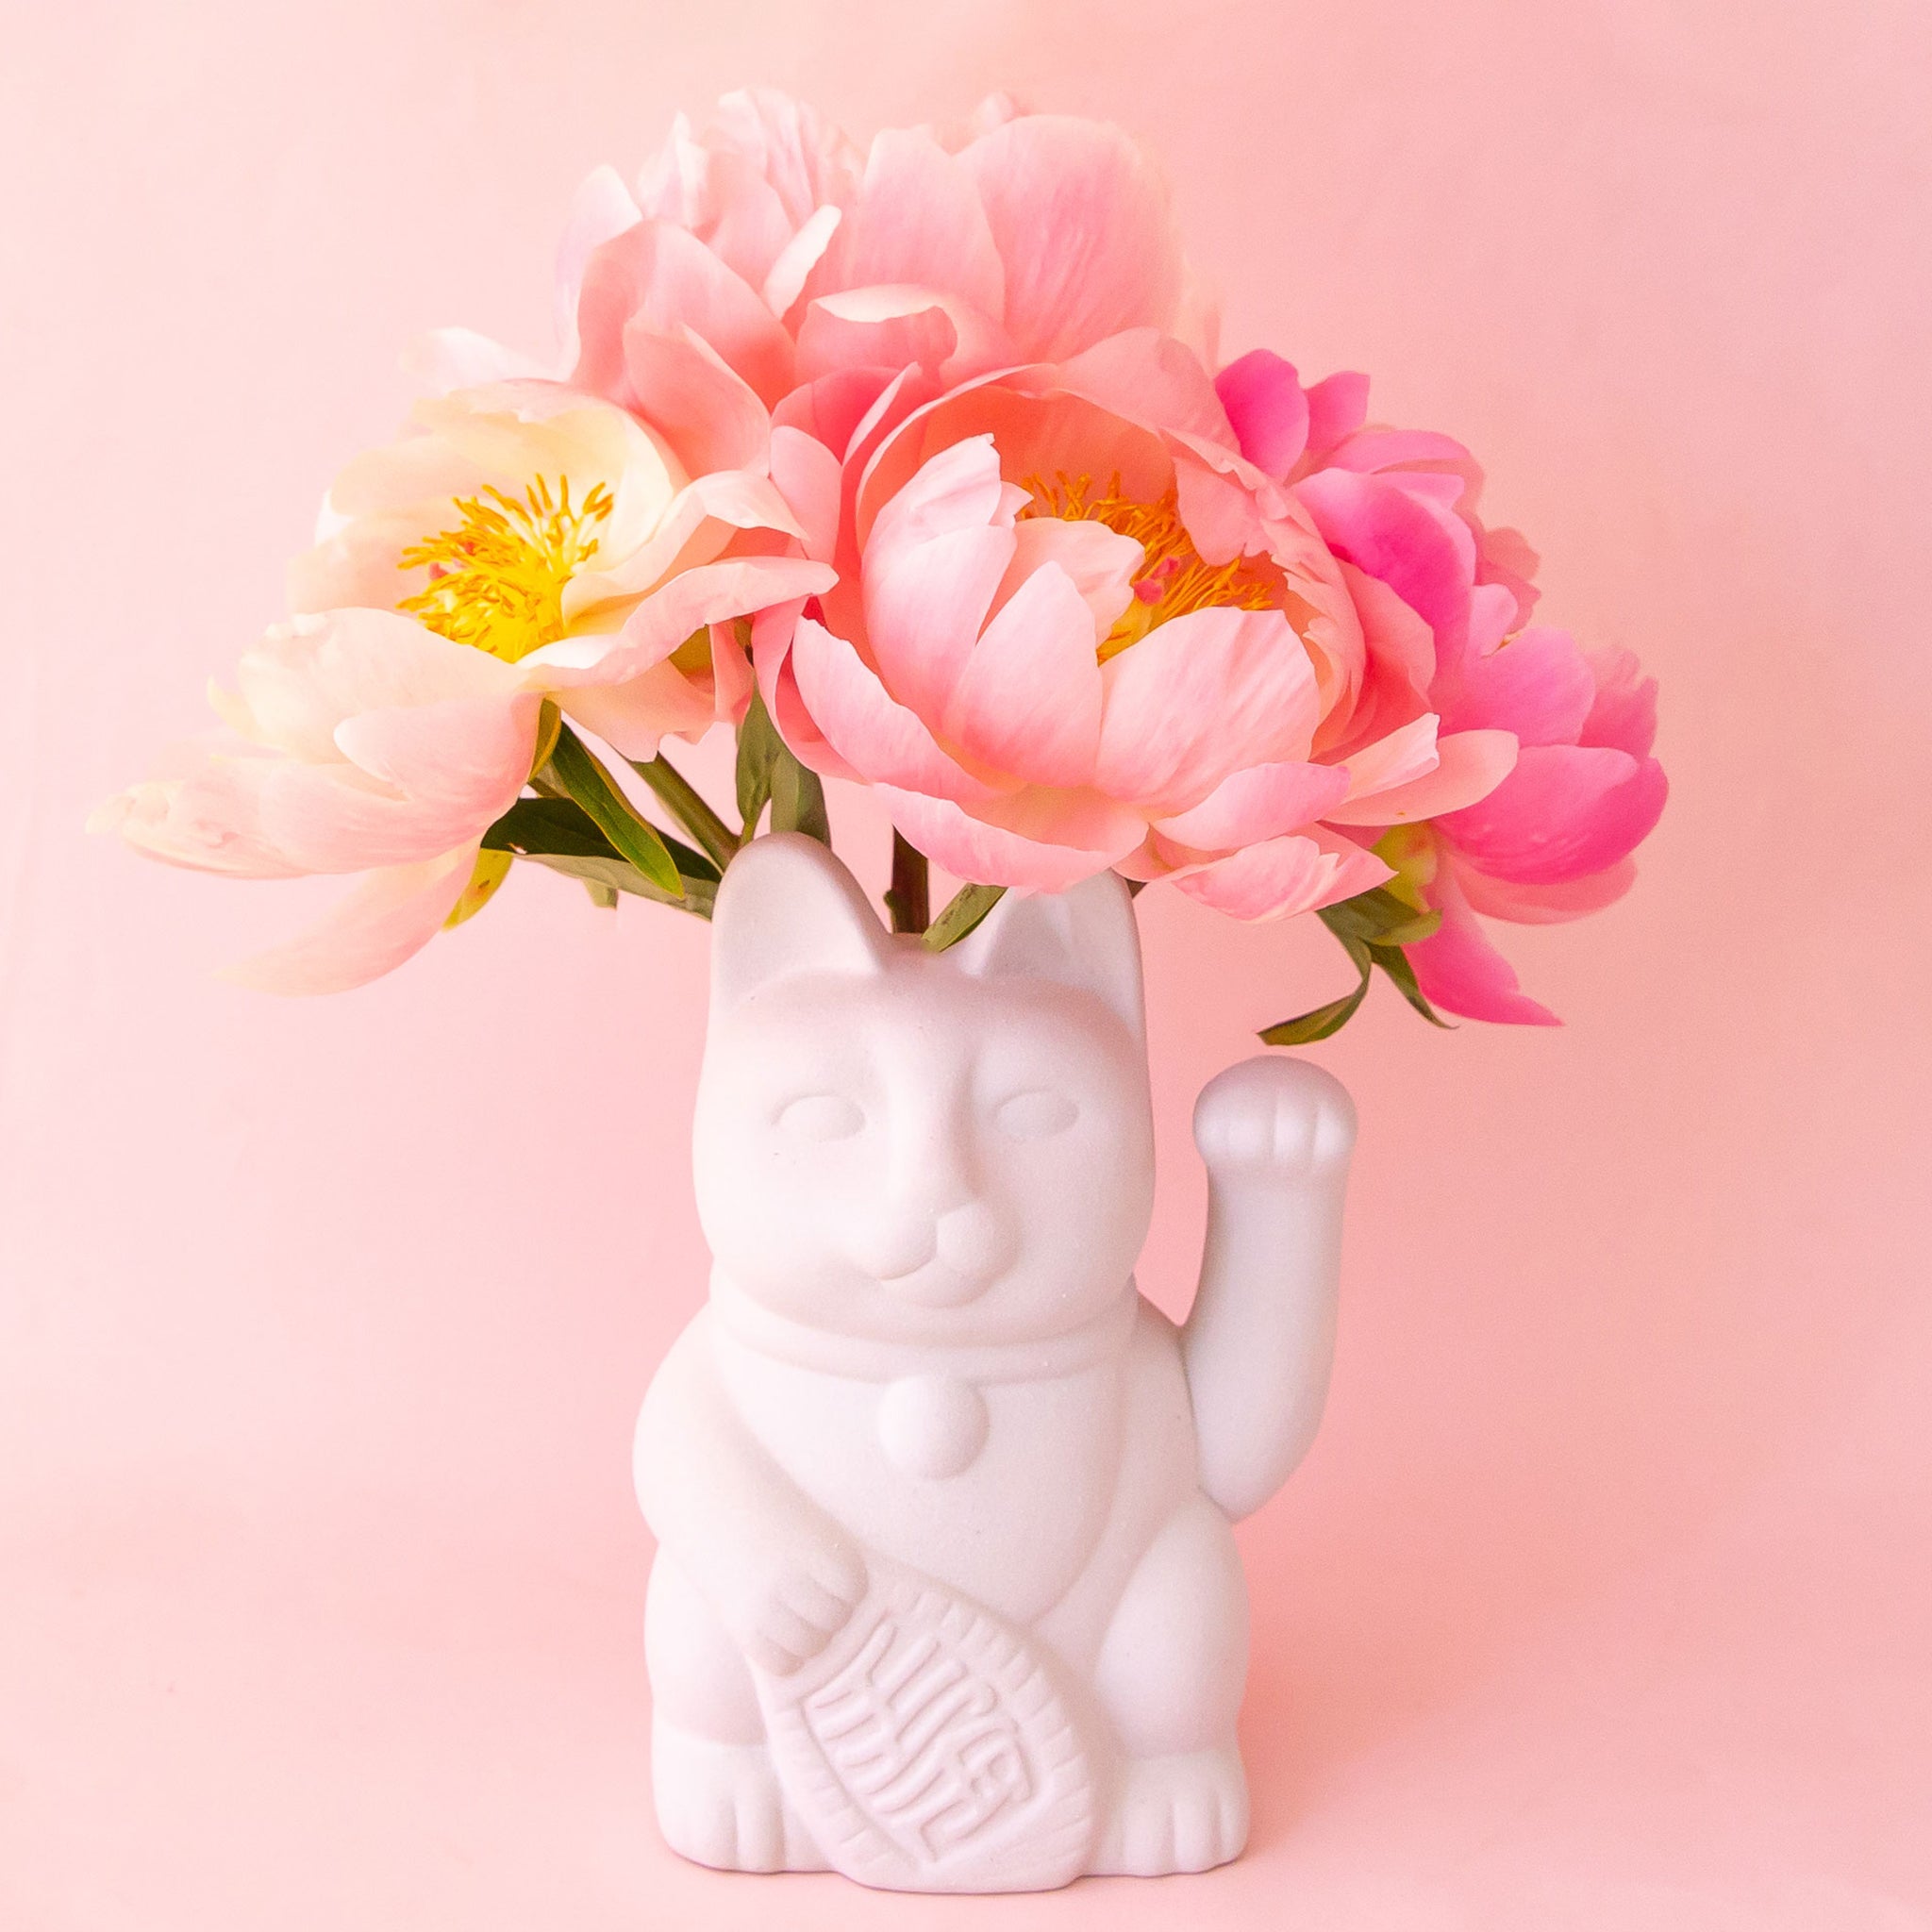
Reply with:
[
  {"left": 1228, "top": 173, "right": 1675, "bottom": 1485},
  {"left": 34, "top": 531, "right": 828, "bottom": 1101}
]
[
  {"left": 631, "top": 753, "right": 738, "bottom": 874},
  {"left": 885, "top": 830, "right": 931, "bottom": 935}
]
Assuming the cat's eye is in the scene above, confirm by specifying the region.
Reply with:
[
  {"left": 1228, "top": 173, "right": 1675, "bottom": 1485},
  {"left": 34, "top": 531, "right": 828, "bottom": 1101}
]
[
  {"left": 775, "top": 1092, "right": 865, "bottom": 1142},
  {"left": 993, "top": 1089, "right": 1078, "bottom": 1141}
]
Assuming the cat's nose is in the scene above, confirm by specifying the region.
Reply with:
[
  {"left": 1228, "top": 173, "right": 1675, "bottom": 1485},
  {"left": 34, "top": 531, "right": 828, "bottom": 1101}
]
[
  {"left": 851, "top": 1217, "right": 938, "bottom": 1284},
  {"left": 935, "top": 1201, "right": 1017, "bottom": 1286},
  {"left": 855, "top": 1201, "right": 1016, "bottom": 1305}
]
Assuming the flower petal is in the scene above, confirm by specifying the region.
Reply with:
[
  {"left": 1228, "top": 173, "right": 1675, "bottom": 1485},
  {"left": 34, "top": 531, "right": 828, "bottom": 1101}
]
[
  {"left": 866, "top": 433, "right": 1024, "bottom": 560},
  {"left": 1297, "top": 466, "right": 1478, "bottom": 663},
  {"left": 994, "top": 515, "right": 1141, "bottom": 638},
  {"left": 1169, "top": 831, "right": 1391, "bottom": 922},
  {"left": 574, "top": 219, "right": 795, "bottom": 408},
  {"left": 1214, "top": 349, "right": 1308, "bottom": 480},
  {"left": 90, "top": 758, "right": 303, "bottom": 879},
  {"left": 794, "top": 289, "right": 961, "bottom": 384},
  {"left": 939, "top": 563, "right": 1105, "bottom": 788},
  {"left": 1459, "top": 856, "right": 1639, "bottom": 925},
  {"left": 862, "top": 525, "right": 1018, "bottom": 717},
  {"left": 563, "top": 659, "right": 720, "bottom": 758},
  {"left": 1580, "top": 646, "right": 1660, "bottom": 758},
  {"left": 958, "top": 114, "right": 1181, "bottom": 361},
  {"left": 768, "top": 425, "right": 841, "bottom": 564},
  {"left": 538, "top": 555, "right": 835, "bottom": 686},
  {"left": 874, "top": 783, "right": 1141, "bottom": 892},
  {"left": 237, "top": 611, "right": 523, "bottom": 763},
  {"left": 1438, "top": 744, "right": 1667, "bottom": 885},
  {"left": 1408, "top": 868, "right": 1560, "bottom": 1025},
  {"left": 1301, "top": 371, "right": 1370, "bottom": 461},
  {"left": 1327, "top": 726, "right": 1517, "bottom": 825},
  {"left": 559, "top": 471, "right": 807, "bottom": 619},
  {"left": 222, "top": 847, "right": 478, "bottom": 996},
  {"left": 257, "top": 761, "right": 494, "bottom": 874},
  {"left": 829, "top": 126, "right": 1005, "bottom": 320},
  {"left": 332, "top": 691, "right": 541, "bottom": 820},
  {"left": 790, "top": 617, "right": 1002, "bottom": 803},
  {"left": 1153, "top": 759, "right": 1352, "bottom": 852},
  {"left": 1058, "top": 329, "right": 1233, "bottom": 445},
  {"left": 622, "top": 323, "right": 771, "bottom": 477},
  {"left": 1438, "top": 625, "right": 1596, "bottom": 748},
  {"left": 1093, "top": 607, "right": 1320, "bottom": 812},
  {"left": 552, "top": 163, "right": 645, "bottom": 370}
]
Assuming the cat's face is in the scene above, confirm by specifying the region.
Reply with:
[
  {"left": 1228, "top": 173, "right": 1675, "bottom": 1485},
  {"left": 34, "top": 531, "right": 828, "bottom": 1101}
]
[{"left": 692, "top": 837, "right": 1155, "bottom": 1348}]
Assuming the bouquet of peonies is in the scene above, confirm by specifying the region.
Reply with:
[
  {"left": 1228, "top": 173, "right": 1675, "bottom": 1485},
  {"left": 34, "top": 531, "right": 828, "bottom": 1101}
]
[{"left": 94, "top": 90, "right": 1664, "bottom": 1035}]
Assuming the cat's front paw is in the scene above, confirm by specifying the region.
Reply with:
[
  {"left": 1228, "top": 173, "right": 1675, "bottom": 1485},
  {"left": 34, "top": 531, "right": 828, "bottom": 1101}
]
[
  {"left": 723, "top": 1533, "right": 868, "bottom": 1678},
  {"left": 1092, "top": 1746, "right": 1249, "bottom": 1876},
  {"left": 1193, "top": 1055, "right": 1356, "bottom": 1184}
]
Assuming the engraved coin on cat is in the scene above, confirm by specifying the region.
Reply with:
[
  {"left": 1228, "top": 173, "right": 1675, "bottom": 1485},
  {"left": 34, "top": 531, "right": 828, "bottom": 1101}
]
[{"left": 877, "top": 1374, "right": 990, "bottom": 1478}]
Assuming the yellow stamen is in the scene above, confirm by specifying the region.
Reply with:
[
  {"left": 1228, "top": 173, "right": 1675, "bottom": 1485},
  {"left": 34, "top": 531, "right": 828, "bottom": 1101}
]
[
  {"left": 398, "top": 475, "right": 614, "bottom": 663},
  {"left": 1019, "top": 473, "right": 1281, "bottom": 660}
]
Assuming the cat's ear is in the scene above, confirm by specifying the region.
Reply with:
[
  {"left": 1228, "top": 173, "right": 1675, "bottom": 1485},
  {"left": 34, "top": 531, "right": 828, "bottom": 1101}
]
[
  {"left": 952, "top": 870, "right": 1144, "bottom": 1041},
  {"left": 711, "top": 832, "right": 887, "bottom": 1010}
]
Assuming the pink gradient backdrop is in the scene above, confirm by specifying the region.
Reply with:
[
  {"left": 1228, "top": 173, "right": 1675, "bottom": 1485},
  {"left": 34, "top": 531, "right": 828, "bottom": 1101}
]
[{"left": 4, "top": 2, "right": 1929, "bottom": 1924}]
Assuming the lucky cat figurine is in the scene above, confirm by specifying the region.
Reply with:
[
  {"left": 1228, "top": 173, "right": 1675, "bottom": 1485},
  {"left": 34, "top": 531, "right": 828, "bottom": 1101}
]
[{"left": 635, "top": 833, "right": 1356, "bottom": 1891}]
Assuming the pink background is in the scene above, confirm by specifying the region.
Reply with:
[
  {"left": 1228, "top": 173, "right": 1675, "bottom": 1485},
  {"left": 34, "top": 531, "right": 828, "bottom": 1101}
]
[{"left": 4, "top": 2, "right": 1929, "bottom": 1925}]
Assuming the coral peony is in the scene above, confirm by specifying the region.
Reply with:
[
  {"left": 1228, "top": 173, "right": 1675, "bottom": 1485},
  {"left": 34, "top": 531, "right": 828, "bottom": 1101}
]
[{"left": 760, "top": 428, "right": 1509, "bottom": 917}]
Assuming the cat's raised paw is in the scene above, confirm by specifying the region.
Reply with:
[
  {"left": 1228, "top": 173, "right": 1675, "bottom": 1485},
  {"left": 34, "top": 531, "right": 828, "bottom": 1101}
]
[
  {"left": 721, "top": 1533, "right": 868, "bottom": 1677},
  {"left": 1094, "top": 1746, "right": 1249, "bottom": 1876},
  {"left": 1193, "top": 1055, "right": 1356, "bottom": 1183}
]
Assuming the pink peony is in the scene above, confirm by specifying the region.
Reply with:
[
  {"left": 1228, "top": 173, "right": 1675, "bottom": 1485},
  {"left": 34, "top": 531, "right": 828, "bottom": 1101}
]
[
  {"left": 438, "top": 90, "right": 1214, "bottom": 551},
  {"left": 1218, "top": 349, "right": 1667, "bottom": 1023}
]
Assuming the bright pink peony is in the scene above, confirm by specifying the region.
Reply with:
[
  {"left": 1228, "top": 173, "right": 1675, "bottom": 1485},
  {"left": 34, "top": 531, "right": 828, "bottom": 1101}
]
[{"left": 1218, "top": 349, "right": 1667, "bottom": 1023}]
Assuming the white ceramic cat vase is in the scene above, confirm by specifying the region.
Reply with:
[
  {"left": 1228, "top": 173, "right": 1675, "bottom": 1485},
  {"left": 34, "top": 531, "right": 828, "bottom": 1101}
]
[{"left": 635, "top": 833, "right": 1355, "bottom": 1892}]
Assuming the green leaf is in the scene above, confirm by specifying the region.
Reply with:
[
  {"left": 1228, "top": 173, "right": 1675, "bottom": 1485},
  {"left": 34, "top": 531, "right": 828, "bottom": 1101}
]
[
  {"left": 1374, "top": 908, "right": 1443, "bottom": 948},
  {"left": 527, "top": 697, "right": 563, "bottom": 779},
  {"left": 517, "top": 848, "right": 717, "bottom": 919},
  {"left": 734, "top": 684, "right": 784, "bottom": 841},
  {"left": 1320, "top": 885, "right": 1441, "bottom": 949},
  {"left": 923, "top": 883, "right": 1005, "bottom": 951},
  {"left": 545, "top": 725, "right": 683, "bottom": 897},
  {"left": 484, "top": 795, "right": 719, "bottom": 881},
  {"left": 482, "top": 796, "right": 615, "bottom": 859},
  {"left": 1368, "top": 941, "right": 1454, "bottom": 1028},
  {"left": 770, "top": 750, "right": 829, "bottom": 844},
  {"left": 1258, "top": 955, "right": 1373, "bottom": 1044}
]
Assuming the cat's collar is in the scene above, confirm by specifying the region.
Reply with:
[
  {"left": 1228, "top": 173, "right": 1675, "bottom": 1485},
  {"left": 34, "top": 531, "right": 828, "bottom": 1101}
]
[{"left": 708, "top": 1279, "right": 1141, "bottom": 1385}]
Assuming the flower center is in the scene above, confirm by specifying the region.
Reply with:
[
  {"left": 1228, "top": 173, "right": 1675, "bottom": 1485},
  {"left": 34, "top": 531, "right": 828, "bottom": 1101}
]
[
  {"left": 397, "top": 475, "right": 614, "bottom": 663},
  {"left": 1020, "top": 473, "right": 1281, "bottom": 661}
]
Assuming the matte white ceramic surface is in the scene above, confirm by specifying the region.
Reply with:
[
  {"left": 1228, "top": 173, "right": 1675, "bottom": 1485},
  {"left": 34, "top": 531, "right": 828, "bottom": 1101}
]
[{"left": 635, "top": 835, "right": 1354, "bottom": 1890}]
